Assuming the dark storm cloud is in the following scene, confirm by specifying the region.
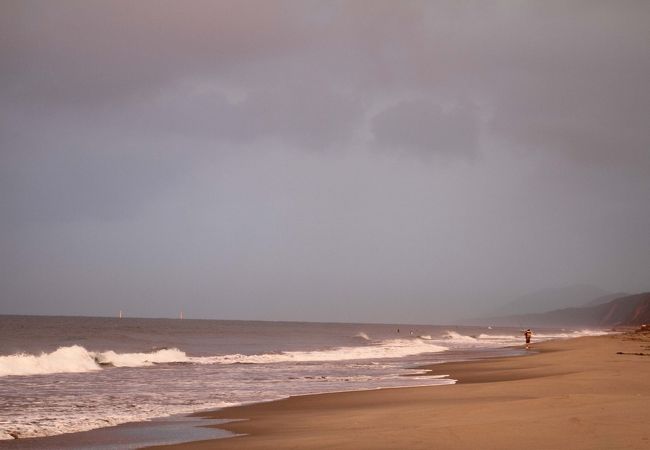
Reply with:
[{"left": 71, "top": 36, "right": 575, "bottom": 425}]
[{"left": 3, "top": 1, "right": 648, "bottom": 165}]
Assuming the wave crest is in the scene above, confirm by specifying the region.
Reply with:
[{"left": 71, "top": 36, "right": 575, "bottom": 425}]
[
  {"left": 442, "top": 331, "right": 478, "bottom": 343},
  {"left": 0, "top": 345, "right": 100, "bottom": 377},
  {"left": 94, "top": 348, "right": 190, "bottom": 367},
  {"left": 0, "top": 339, "right": 448, "bottom": 377},
  {"left": 204, "top": 338, "right": 447, "bottom": 364},
  {"left": 0, "top": 346, "right": 191, "bottom": 377}
]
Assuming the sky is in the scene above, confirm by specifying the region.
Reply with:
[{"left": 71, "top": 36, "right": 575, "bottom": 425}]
[{"left": 1, "top": 1, "right": 649, "bottom": 324}]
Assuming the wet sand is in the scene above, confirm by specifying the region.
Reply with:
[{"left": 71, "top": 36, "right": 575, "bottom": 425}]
[{"left": 148, "top": 331, "right": 650, "bottom": 449}]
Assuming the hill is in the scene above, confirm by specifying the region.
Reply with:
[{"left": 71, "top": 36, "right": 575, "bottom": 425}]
[
  {"left": 490, "top": 285, "right": 613, "bottom": 316},
  {"left": 480, "top": 292, "right": 650, "bottom": 328}
]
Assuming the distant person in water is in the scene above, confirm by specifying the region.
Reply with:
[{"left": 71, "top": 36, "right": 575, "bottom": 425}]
[{"left": 524, "top": 329, "right": 533, "bottom": 348}]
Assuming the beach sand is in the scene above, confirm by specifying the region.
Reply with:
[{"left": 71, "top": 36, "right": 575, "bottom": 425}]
[{"left": 148, "top": 331, "right": 650, "bottom": 450}]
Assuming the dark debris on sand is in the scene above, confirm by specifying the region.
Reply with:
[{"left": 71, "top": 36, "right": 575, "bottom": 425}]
[{"left": 616, "top": 325, "right": 650, "bottom": 356}]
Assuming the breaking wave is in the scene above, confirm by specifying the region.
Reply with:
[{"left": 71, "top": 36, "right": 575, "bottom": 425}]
[
  {"left": 2, "top": 329, "right": 609, "bottom": 378},
  {"left": 354, "top": 332, "right": 371, "bottom": 341},
  {"left": 0, "top": 346, "right": 102, "bottom": 377},
  {"left": 533, "top": 329, "right": 611, "bottom": 339},
  {"left": 442, "top": 331, "right": 479, "bottom": 343},
  {"left": 0, "top": 346, "right": 192, "bottom": 377},
  {"left": 440, "top": 328, "right": 611, "bottom": 347},
  {"left": 0, "top": 339, "right": 448, "bottom": 377},
  {"left": 205, "top": 338, "right": 447, "bottom": 365},
  {"left": 93, "top": 348, "right": 191, "bottom": 367}
]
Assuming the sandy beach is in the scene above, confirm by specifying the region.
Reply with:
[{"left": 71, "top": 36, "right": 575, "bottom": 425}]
[{"left": 148, "top": 330, "right": 650, "bottom": 450}]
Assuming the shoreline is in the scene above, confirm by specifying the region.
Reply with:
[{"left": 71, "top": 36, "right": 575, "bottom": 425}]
[
  {"left": 146, "top": 331, "right": 650, "bottom": 449},
  {"left": 0, "top": 330, "right": 526, "bottom": 448}
]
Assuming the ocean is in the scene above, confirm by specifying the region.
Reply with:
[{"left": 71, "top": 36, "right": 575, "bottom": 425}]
[{"left": 0, "top": 316, "right": 608, "bottom": 448}]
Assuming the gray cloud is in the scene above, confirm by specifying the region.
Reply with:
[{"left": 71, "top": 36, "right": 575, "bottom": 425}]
[
  {"left": 147, "top": 84, "right": 364, "bottom": 148},
  {"left": 1, "top": 1, "right": 649, "bottom": 322},
  {"left": 491, "top": 72, "right": 650, "bottom": 171},
  {"left": 0, "top": 0, "right": 313, "bottom": 105},
  {"left": 371, "top": 100, "right": 479, "bottom": 157},
  {"left": 3, "top": 2, "right": 649, "bottom": 165}
]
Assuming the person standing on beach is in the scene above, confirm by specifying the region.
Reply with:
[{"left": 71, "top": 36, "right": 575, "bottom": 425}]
[{"left": 524, "top": 329, "right": 533, "bottom": 348}]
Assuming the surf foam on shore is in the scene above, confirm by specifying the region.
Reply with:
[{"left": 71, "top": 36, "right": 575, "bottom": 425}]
[{"left": 0, "top": 338, "right": 448, "bottom": 377}]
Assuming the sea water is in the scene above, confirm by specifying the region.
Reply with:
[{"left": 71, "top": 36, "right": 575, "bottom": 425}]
[{"left": 0, "top": 316, "right": 608, "bottom": 446}]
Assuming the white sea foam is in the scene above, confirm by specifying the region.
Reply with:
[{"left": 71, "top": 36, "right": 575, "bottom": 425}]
[
  {"left": 533, "top": 329, "right": 611, "bottom": 339},
  {"left": 0, "top": 345, "right": 102, "bottom": 377},
  {"left": 0, "top": 339, "right": 448, "bottom": 377},
  {"left": 442, "top": 331, "right": 478, "bottom": 343},
  {"left": 572, "top": 329, "right": 612, "bottom": 336},
  {"left": 355, "top": 332, "right": 371, "bottom": 341},
  {"left": 439, "top": 331, "right": 517, "bottom": 347},
  {"left": 0, "top": 346, "right": 193, "bottom": 377},
  {"left": 94, "top": 348, "right": 191, "bottom": 367},
  {"left": 12, "top": 328, "right": 601, "bottom": 378},
  {"left": 1, "top": 329, "right": 611, "bottom": 378},
  {"left": 439, "top": 328, "right": 611, "bottom": 348},
  {"left": 0, "top": 400, "right": 239, "bottom": 440},
  {"left": 201, "top": 338, "right": 448, "bottom": 364},
  {"left": 0, "top": 431, "right": 15, "bottom": 440},
  {"left": 477, "top": 334, "right": 516, "bottom": 340}
]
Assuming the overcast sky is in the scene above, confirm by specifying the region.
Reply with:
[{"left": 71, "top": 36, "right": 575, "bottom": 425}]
[{"left": 1, "top": 1, "right": 649, "bottom": 323}]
